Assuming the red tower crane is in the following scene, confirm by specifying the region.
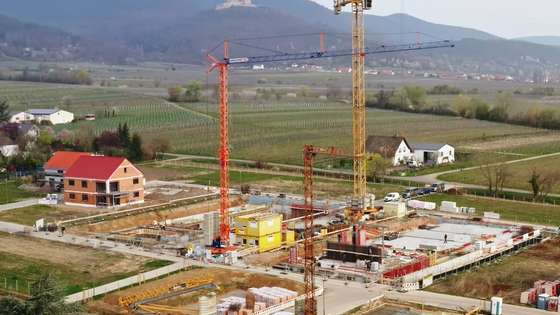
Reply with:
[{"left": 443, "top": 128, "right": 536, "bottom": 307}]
[
  {"left": 207, "top": 39, "right": 453, "bottom": 249},
  {"left": 302, "top": 145, "right": 344, "bottom": 314}
]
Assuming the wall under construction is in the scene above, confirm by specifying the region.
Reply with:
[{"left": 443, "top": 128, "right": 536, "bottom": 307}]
[{"left": 325, "top": 242, "right": 382, "bottom": 264}]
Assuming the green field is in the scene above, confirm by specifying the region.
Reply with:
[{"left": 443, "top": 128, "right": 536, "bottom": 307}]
[
  {"left": 0, "top": 232, "right": 172, "bottom": 296},
  {"left": 0, "top": 81, "right": 549, "bottom": 165},
  {"left": 0, "top": 181, "right": 41, "bottom": 205},
  {"left": 421, "top": 194, "right": 560, "bottom": 226},
  {"left": 439, "top": 155, "right": 560, "bottom": 194}
]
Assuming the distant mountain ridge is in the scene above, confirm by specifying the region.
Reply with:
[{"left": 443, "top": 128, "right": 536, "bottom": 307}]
[
  {"left": 0, "top": 0, "right": 559, "bottom": 78},
  {"left": 516, "top": 36, "right": 560, "bottom": 47}
]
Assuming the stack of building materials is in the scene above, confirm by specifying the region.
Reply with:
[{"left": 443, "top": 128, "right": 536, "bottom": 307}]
[
  {"left": 216, "top": 287, "right": 298, "bottom": 315},
  {"left": 248, "top": 287, "right": 298, "bottom": 306},
  {"left": 520, "top": 280, "right": 560, "bottom": 310},
  {"left": 491, "top": 297, "right": 503, "bottom": 315},
  {"left": 407, "top": 200, "right": 436, "bottom": 210},
  {"left": 440, "top": 201, "right": 458, "bottom": 213},
  {"left": 384, "top": 202, "right": 406, "bottom": 218},
  {"left": 459, "top": 207, "right": 476, "bottom": 214}
]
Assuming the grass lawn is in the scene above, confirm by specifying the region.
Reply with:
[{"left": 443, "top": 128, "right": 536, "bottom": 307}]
[
  {"left": 0, "top": 232, "right": 172, "bottom": 295},
  {"left": 427, "top": 238, "right": 560, "bottom": 305},
  {"left": 0, "top": 181, "right": 41, "bottom": 205},
  {"left": 421, "top": 194, "right": 560, "bottom": 226},
  {"left": 0, "top": 205, "right": 104, "bottom": 226},
  {"left": 438, "top": 155, "right": 560, "bottom": 194}
]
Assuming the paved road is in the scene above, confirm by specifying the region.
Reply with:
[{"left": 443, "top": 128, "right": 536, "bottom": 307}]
[
  {"left": 386, "top": 151, "right": 560, "bottom": 197},
  {"left": 0, "top": 199, "right": 39, "bottom": 212}
]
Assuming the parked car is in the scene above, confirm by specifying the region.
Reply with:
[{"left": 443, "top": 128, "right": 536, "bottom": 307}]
[
  {"left": 407, "top": 160, "right": 423, "bottom": 168},
  {"left": 414, "top": 187, "right": 426, "bottom": 196},
  {"left": 401, "top": 187, "right": 417, "bottom": 199},
  {"left": 431, "top": 183, "right": 445, "bottom": 192},
  {"left": 384, "top": 192, "right": 401, "bottom": 202},
  {"left": 422, "top": 187, "right": 433, "bottom": 195}
]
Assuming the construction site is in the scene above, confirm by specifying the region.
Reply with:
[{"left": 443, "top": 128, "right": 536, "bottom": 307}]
[{"left": 2, "top": 2, "right": 559, "bottom": 315}]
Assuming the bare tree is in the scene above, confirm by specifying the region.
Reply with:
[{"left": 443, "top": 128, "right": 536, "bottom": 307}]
[
  {"left": 528, "top": 167, "right": 560, "bottom": 201},
  {"left": 479, "top": 160, "right": 511, "bottom": 196}
]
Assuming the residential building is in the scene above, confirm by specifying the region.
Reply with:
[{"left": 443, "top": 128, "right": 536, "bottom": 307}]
[
  {"left": 0, "top": 137, "right": 18, "bottom": 157},
  {"left": 63, "top": 156, "right": 145, "bottom": 208},
  {"left": 366, "top": 135, "right": 455, "bottom": 166},
  {"left": 412, "top": 143, "right": 455, "bottom": 165},
  {"left": 44, "top": 151, "right": 92, "bottom": 189},
  {"left": 10, "top": 109, "right": 74, "bottom": 125},
  {"left": 365, "top": 135, "right": 413, "bottom": 166}
]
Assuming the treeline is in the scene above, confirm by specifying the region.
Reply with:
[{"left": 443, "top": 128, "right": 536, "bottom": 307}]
[
  {"left": 0, "top": 66, "right": 92, "bottom": 85},
  {"left": 366, "top": 86, "right": 560, "bottom": 130}
]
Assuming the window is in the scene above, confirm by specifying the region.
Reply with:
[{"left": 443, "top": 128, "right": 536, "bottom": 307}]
[
  {"left": 134, "top": 191, "right": 140, "bottom": 198},
  {"left": 124, "top": 167, "right": 127, "bottom": 173},
  {"left": 68, "top": 180, "right": 75, "bottom": 186},
  {"left": 81, "top": 181, "right": 88, "bottom": 188},
  {"left": 82, "top": 194, "right": 88, "bottom": 201},
  {"left": 69, "top": 193, "right": 75, "bottom": 199},
  {"left": 133, "top": 178, "right": 139, "bottom": 184}
]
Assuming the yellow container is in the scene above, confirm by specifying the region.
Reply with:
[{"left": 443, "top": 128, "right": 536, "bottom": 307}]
[
  {"left": 284, "top": 230, "right": 296, "bottom": 245},
  {"left": 235, "top": 213, "right": 282, "bottom": 237},
  {"left": 240, "top": 232, "right": 282, "bottom": 252}
]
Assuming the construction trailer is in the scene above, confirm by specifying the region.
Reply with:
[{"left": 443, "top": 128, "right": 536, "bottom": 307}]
[{"left": 235, "top": 212, "right": 283, "bottom": 252}]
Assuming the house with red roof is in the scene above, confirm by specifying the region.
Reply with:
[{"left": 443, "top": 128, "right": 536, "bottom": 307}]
[
  {"left": 63, "top": 156, "right": 145, "bottom": 208},
  {"left": 44, "top": 151, "right": 92, "bottom": 189}
]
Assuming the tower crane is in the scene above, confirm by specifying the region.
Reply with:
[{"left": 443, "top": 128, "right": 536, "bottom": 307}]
[
  {"left": 334, "top": 0, "right": 372, "bottom": 222},
  {"left": 207, "top": 39, "right": 453, "bottom": 249},
  {"left": 302, "top": 145, "right": 344, "bottom": 315}
]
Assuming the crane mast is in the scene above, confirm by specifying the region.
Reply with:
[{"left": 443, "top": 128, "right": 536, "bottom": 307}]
[
  {"left": 335, "top": 0, "right": 372, "bottom": 222},
  {"left": 302, "top": 145, "right": 344, "bottom": 315}
]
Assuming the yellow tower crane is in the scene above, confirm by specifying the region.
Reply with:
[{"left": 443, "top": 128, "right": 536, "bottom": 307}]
[{"left": 334, "top": 0, "right": 373, "bottom": 221}]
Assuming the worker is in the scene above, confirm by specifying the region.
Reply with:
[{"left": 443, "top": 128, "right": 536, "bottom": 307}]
[{"left": 444, "top": 234, "right": 448, "bottom": 244}]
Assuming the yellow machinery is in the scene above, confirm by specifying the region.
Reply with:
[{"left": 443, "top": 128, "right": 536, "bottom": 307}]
[{"left": 334, "top": 0, "right": 373, "bottom": 222}]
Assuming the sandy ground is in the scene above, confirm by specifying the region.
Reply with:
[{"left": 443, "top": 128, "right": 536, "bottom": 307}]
[{"left": 0, "top": 233, "right": 152, "bottom": 276}]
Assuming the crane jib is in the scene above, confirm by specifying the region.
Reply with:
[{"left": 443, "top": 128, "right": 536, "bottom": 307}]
[{"left": 223, "top": 40, "right": 453, "bottom": 65}]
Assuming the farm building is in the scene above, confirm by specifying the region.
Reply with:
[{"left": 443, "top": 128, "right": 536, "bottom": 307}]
[
  {"left": 365, "top": 135, "right": 413, "bottom": 166},
  {"left": 412, "top": 143, "right": 455, "bottom": 165},
  {"left": 63, "top": 156, "right": 145, "bottom": 208},
  {"left": 366, "top": 135, "right": 455, "bottom": 166},
  {"left": 10, "top": 109, "right": 74, "bottom": 125},
  {"left": 44, "top": 151, "right": 92, "bottom": 189}
]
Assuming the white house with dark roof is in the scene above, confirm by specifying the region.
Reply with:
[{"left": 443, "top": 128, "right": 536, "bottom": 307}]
[
  {"left": 412, "top": 143, "right": 455, "bottom": 165},
  {"left": 10, "top": 109, "right": 74, "bottom": 125}
]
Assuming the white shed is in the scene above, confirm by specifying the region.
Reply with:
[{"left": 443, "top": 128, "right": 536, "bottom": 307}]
[
  {"left": 10, "top": 111, "right": 34, "bottom": 123},
  {"left": 412, "top": 143, "right": 455, "bottom": 165}
]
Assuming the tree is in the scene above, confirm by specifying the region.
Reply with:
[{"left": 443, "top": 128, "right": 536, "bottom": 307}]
[
  {"left": 403, "top": 86, "right": 426, "bottom": 107},
  {"left": 528, "top": 167, "right": 560, "bottom": 201},
  {"left": 0, "top": 99, "right": 10, "bottom": 122},
  {"left": 479, "top": 160, "right": 511, "bottom": 196},
  {"left": 167, "top": 86, "right": 183, "bottom": 102},
  {"left": 367, "top": 153, "right": 389, "bottom": 183},
  {"left": 184, "top": 80, "right": 202, "bottom": 102},
  {"left": 0, "top": 274, "right": 82, "bottom": 315},
  {"left": 0, "top": 297, "right": 27, "bottom": 315},
  {"left": 117, "top": 123, "right": 130, "bottom": 146},
  {"left": 128, "top": 133, "right": 144, "bottom": 162}
]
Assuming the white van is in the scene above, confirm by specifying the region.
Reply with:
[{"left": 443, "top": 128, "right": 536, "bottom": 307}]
[{"left": 384, "top": 192, "right": 401, "bottom": 202}]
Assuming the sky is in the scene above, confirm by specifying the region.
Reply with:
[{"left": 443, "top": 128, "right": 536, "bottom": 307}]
[{"left": 310, "top": 0, "right": 559, "bottom": 39}]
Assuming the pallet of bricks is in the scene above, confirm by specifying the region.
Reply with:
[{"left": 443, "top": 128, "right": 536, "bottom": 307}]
[
  {"left": 217, "top": 287, "right": 298, "bottom": 315},
  {"left": 520, "top": 280, "right": 560, "bottom": 312}
]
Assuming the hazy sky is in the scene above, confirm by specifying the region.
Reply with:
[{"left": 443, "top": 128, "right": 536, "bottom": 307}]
[{"left": 310, "top": 0, "right": 558, "bottom": 38}]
